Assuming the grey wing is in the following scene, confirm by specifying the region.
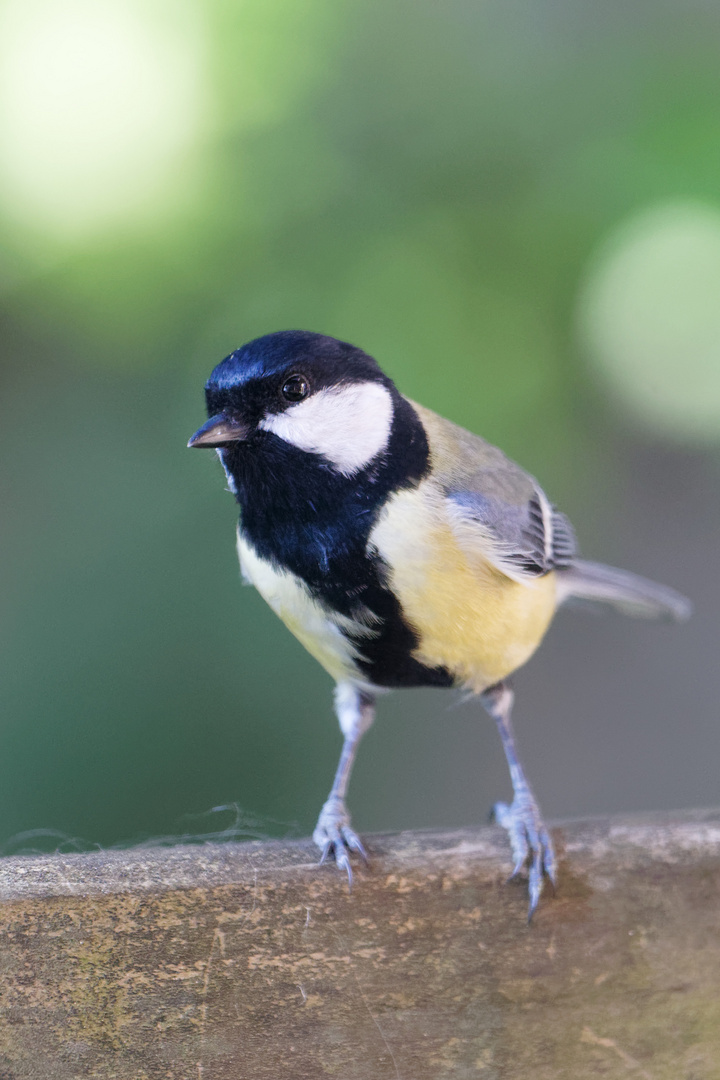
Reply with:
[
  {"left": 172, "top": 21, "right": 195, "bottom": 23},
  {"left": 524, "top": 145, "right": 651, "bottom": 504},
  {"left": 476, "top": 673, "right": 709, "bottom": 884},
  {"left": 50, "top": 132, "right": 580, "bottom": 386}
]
[
  {"left": 446, "top": 470, "right": 690, "bottom": 619},
  {"left": 444, "top": 463, "right": 577, "bottom": 582},
  {"left": 416, "top": 402, "right": 690, "bottom": 616}
]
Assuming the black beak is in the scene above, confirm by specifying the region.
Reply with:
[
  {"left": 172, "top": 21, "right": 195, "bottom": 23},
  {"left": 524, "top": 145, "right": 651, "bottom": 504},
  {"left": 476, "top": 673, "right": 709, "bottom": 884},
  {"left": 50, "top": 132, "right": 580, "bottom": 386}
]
[{"left": 187, "top": 413, "right": 253, "bottom": 448}]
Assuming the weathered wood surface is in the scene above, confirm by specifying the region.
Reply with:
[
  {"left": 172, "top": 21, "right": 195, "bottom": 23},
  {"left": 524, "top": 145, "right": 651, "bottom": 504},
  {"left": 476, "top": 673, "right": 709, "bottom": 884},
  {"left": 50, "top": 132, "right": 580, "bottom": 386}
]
[{"left": 0, "top": 809, "right": 719, "bottom": 1078}]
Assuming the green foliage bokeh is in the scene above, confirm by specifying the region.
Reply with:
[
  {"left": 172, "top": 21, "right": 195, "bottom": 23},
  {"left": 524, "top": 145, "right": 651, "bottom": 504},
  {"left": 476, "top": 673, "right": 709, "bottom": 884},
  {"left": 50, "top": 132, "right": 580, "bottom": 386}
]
[{"left": 0, "top": 0, "right": 716, "bottom": 851}]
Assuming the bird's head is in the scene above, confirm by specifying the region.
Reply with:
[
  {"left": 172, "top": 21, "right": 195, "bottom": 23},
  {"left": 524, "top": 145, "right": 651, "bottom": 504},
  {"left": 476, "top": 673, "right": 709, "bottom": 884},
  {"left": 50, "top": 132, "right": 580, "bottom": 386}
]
[{"left": 188, "top": 330, "right": 399, "bottom": 479}]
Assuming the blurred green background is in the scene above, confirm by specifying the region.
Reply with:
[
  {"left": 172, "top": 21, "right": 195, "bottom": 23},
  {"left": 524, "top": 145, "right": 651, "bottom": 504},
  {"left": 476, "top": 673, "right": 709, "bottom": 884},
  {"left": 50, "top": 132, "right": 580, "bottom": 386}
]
[{"left": 0, "top": 0, "right": 718, "bottom": 853}]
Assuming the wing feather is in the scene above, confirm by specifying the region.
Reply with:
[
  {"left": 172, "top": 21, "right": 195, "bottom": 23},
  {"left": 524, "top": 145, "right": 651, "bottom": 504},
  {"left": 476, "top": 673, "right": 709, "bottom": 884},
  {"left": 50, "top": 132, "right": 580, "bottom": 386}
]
[
  {"left": 408, "top": 400, "right": 689, "bottom": 616},
  {"left": 446, "top": 486, "right": 576, "bottom": 582},
  {"left": 408, "top": 400, "right": 577, "bottom": 582}
]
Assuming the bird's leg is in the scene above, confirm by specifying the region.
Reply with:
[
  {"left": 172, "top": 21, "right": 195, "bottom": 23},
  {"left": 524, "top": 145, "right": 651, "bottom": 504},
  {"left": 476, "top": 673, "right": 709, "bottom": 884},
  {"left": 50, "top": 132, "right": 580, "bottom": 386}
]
[
  {"left": 481, "top": 681, "right": 556, "bottom": 918},
  {"left": 313, "top": 682, "right": 375, "bottom": 886}
]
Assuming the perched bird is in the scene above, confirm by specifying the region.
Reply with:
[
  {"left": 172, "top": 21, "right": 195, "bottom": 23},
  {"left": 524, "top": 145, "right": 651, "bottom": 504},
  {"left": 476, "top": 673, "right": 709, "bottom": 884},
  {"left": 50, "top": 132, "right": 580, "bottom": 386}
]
[{"left": 189, "top": 330, "right": 691, "bottom": 916}]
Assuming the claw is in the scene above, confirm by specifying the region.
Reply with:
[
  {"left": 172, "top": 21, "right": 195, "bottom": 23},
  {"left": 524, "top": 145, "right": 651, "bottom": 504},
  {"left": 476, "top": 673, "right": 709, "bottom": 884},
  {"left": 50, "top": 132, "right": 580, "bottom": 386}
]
[
  {"left": 319, "top": 840, "right": 332, "bottom": 866},
  {"left": 540, "top": 826, "right": 557, "bottom": 890},
  {"left": 492, "top": 793, "right": 555, "bottom": 920},
  {"left": 313, "top": 797, "right": 367, "bottom": 889},
  {"left": 345, "top": 832, "right": 369, "bottom": 863},
  {"left": 336, "top": 849, "right": 353, "bottom": 888}
]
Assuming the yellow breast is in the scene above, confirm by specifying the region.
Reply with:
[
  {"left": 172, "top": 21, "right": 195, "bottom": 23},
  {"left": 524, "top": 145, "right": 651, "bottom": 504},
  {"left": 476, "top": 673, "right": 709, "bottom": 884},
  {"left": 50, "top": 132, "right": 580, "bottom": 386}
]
[{"left": 369, "top": 482, "right": 557, "bottom": 693}]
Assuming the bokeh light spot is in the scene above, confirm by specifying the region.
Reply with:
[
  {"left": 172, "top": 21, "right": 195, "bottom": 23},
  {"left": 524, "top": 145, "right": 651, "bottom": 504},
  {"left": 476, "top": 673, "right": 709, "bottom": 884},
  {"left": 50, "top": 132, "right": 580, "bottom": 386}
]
[
  {"left": 577, "top": 201, "right": 720, "bottom": 443},
  {"left": 0, "top": 0, "right": 206, "bottom": 237}
]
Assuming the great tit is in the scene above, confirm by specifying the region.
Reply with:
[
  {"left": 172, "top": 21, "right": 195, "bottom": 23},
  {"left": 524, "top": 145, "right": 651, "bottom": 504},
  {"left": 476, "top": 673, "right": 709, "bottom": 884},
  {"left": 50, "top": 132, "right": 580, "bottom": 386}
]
[{"left": 189, "top": 330, "right": 691, "bottom": 917}]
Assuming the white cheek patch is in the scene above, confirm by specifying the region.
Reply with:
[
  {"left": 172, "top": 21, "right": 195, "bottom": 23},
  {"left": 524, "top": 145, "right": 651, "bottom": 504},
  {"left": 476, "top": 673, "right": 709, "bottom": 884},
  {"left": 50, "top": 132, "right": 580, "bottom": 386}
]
[{"left": 259, "top": 382, "right": 394, "bottom": 476}]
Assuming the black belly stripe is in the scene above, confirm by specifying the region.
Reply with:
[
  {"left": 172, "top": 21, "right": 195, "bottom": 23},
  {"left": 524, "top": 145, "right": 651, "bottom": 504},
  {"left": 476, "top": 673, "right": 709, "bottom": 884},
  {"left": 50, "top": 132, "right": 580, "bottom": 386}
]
[
  {"left": 327, "top": 552, "right": 454, "bottom": 690},
  {"left": 225, "top": 394, "right": 455, "bottom": 690}
]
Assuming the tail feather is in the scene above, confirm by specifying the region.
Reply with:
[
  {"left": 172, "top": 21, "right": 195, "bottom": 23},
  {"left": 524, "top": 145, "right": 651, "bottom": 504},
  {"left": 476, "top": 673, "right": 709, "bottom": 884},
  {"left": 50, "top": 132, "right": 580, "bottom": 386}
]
[{"left": 555, "top": 559, "right": 692, "bottom": 622}]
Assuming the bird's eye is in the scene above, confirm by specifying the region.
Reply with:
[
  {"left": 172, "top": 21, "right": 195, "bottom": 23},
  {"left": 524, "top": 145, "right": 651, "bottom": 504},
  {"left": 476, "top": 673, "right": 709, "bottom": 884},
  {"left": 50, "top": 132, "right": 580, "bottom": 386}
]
[{"left": 281, "top": 374, "right": 309, "bottom": 402}]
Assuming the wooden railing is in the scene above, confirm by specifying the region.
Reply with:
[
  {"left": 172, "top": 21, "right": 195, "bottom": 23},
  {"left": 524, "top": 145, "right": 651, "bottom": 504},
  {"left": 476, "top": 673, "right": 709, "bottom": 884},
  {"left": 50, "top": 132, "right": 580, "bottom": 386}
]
[{"left": 0, "top": 808, "right": 718, "bottom": 1078}]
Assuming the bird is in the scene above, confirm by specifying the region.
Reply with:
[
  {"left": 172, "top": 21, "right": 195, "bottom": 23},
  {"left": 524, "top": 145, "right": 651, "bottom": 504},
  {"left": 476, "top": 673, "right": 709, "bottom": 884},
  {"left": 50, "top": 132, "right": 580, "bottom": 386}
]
[{"left": 188, "top": 329, "right": 691, "bottom": 917}]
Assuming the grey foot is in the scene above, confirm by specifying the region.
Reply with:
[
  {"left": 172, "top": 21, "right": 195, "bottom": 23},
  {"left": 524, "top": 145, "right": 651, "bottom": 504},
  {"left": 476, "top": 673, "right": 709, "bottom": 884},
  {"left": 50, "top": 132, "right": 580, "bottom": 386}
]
[
  {"left": 312, "top": 797, "right": 367, "bottom": 887},
  {"left": 492, "top": 792, "right": 556, "bottom": 919}
]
